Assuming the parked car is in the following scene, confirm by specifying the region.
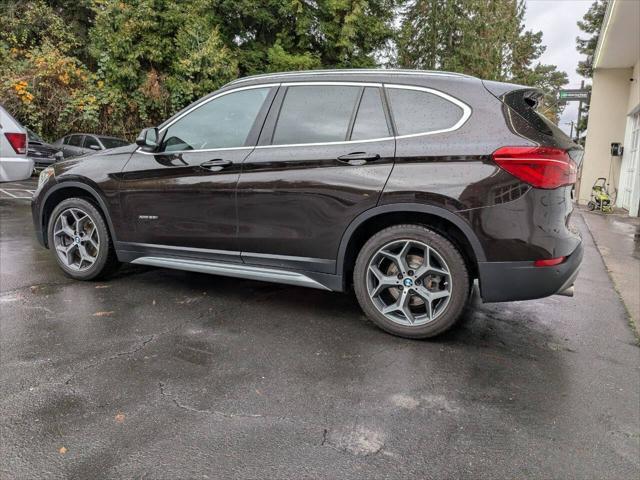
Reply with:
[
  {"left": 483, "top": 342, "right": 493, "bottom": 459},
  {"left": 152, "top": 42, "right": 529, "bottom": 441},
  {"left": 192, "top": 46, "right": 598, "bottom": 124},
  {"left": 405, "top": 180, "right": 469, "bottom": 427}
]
[
  {"left": 27, "top": 129, "right": 63, "bottom": 170},
  {"left": 52, "top": 133, "right": 129, "bottom": 158},
  {"left": 32, "top": 69, "right": 583, "bottom": 339},
  {"left": 0, "top": 105, "right": 33, "bottom": 182}
]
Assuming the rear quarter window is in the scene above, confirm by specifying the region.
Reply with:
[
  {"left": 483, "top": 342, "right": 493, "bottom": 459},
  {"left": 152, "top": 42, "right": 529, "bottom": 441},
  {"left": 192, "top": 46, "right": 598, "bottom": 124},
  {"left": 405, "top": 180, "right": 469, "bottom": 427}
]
[{"left": 387, "top": 87, "right": 466, "bottom": 136}]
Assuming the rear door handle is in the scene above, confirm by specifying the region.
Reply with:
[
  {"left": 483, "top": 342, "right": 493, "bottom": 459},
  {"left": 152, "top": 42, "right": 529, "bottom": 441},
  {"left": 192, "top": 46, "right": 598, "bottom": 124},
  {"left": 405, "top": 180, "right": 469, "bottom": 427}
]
[
  {"left": 200, "top": 159, "right": 232, "bottom": 171},
  {"left": 337, "top": 152, "right": 380, "bottom": 166}
]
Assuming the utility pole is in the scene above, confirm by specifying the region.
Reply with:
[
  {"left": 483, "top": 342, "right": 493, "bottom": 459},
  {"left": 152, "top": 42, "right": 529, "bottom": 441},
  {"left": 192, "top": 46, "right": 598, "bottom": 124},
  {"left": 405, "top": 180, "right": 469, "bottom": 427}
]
[
  {"left": 575, "top": 79, "right": 584, "bottom": 143},
  {"left": 565, "top": 121, "right": 575, "bottom": 139}
]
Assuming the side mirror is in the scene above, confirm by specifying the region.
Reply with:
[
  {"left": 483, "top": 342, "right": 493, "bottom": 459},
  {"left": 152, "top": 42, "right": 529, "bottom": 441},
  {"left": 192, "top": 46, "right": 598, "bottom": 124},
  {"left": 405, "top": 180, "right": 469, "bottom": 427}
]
[
  {"left": 136, "top": 127, "right": 160, "bottom": 152},
  {"left": 89, "top": 144, "right": 101, "bottom": 151}
]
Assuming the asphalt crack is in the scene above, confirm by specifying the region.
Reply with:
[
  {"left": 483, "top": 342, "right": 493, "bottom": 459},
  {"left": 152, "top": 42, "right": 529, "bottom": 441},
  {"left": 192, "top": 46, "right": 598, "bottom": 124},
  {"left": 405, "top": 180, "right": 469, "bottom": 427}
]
[
  {"left": 157, "top": 381, "right": 267, "bottom": 419},
  {"left": 320, "top": 428, "right": 329, "bottom": 446},
  {"left": 156, "top": 381, "right": 390, "bottom": 460},
  {"left": 64, "top": 334, "right": 156, "bottom": 387}
]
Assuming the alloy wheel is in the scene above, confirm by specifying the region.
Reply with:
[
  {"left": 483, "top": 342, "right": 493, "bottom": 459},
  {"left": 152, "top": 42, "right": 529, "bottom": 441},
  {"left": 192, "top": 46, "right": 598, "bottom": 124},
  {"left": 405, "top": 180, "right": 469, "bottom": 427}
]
[
  {"left": 366, "top": 239, "right": 452, "bottom": 326},
  {"left": 53, "top": 208, "right": 100, "bottom": 271}
]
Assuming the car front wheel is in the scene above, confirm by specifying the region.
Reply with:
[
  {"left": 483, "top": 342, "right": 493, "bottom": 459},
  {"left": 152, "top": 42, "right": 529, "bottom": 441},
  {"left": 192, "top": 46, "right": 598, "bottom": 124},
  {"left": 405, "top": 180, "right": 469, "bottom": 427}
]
[
  {"left": 48, "top": 197, "right": 119, "bottom": 280},
  {"left": 354, "top": 224, "right": 470, "bottom": 339}
]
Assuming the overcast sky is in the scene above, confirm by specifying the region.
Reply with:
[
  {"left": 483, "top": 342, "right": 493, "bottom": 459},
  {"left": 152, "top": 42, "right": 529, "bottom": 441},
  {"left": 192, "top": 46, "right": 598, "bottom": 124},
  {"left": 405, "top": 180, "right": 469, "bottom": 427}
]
[{"left": 524, "top": 0, "right": 593, "bottom": 136}]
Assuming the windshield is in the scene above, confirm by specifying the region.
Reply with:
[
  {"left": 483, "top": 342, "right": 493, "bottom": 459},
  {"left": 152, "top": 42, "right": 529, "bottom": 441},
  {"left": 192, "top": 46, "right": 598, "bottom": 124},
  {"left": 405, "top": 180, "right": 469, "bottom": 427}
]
[
  {"left": 27, "top": 128, "right": 45, "bottom": 143},
  {"left": 99, "top": 137, "right": 129, "bottom": 149}
]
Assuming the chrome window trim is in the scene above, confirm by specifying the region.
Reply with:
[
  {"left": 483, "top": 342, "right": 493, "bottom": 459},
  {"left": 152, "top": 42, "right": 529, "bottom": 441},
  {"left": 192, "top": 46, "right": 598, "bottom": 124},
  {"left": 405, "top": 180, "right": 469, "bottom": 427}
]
[
  {"left": 256, "top": 82, "right": 471, "bottom": 149},
  {"left": 135, "top": 81, "right": 471, "bottom": 154},
  {"left": 159, "top": 83, "right": 279, "bottom": 133},
  {"left": 136, "top": 145, "right": 254, "bottom": 155},
  {"left": 254, "top": 136, "right": 396, "bottom": 149},
  {"left": 385, "top": 84, "right": 472, "bottom": 138},
  {"left": 280, "top": 81, "right": 382, "bottom": 87},
  {"left": 228, "top": 69, "right": 472, "bottom": 86},
  {"left": 135, "top": 83, "right": 278, "bottom": 155}
]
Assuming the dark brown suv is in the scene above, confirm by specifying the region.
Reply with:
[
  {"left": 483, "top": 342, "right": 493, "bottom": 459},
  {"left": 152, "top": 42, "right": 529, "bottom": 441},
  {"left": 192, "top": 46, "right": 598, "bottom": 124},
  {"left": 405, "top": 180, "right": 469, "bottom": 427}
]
[{"left": 32, "top": 69, "right": 583, "bottom": 338}]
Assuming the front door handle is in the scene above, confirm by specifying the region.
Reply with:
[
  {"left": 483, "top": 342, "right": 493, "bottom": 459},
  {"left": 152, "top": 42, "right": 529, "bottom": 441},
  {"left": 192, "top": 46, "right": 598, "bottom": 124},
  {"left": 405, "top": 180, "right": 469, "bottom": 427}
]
[
  {"left": 200, "top": 159, "right": 232, "bottom": 172},
  {"left": 337, "top": 152, "right": 381, "bottom": 166}
]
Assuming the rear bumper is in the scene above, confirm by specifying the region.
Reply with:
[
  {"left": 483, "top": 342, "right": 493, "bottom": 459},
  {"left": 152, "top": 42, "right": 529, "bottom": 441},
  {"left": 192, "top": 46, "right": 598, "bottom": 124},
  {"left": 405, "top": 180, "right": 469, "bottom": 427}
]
[
  {"left": 0, "top": 157, "right": 34, "bottom": 182},
  {"left": 31, "top": 157, "right": 56, "bottom": 169},
  {"left": 478, "top": 242, "right": 583, "bottom": 302}
]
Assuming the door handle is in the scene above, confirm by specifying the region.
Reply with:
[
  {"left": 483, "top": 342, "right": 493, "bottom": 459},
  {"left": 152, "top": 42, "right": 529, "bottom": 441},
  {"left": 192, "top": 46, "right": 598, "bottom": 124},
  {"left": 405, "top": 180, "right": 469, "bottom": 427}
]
[
  {"left": 200, "top": 159, "right": 232, "bottom": 172},
  {"left": 337, "top": 152, "right": 381, "bottom": 166}
]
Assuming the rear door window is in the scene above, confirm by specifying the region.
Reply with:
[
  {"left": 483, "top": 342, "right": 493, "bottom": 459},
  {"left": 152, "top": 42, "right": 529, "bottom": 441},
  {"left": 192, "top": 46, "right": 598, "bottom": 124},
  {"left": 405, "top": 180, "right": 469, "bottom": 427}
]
[
  {"left": 387, "top": 87, "right": 465, "bottom": 136},
  {"left": 272, "top": 85, "right": 361, "bottom": 145},
  {"left": 350, "top": 87, "right": 390, "bottom": 141},
  {"left": 68, "top": 135, "right": 83, "bottom": 147}
]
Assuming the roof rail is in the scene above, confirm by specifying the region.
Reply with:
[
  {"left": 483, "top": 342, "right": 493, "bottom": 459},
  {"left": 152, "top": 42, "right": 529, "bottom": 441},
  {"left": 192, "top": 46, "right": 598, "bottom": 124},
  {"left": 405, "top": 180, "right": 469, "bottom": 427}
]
[{"left": 226, "top": 69, "right": 474, "bottom": 86}]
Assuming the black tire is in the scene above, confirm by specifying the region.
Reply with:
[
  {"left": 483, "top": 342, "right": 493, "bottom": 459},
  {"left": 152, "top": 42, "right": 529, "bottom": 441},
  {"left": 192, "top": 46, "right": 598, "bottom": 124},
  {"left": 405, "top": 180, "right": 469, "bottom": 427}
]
[
  {"left": 353, "top": 224, "right": 470, "bottom": 339},
  {"left": 47, "top": 197, "right": 119, "bottom": 280},
  {"left": 587, "top": 201, "right": 596, "bottom": 211}
]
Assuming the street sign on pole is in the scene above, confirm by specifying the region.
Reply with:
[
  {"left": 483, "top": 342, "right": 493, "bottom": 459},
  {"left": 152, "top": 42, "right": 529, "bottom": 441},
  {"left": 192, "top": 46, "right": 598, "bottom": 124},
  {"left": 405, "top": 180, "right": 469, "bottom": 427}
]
[{"left": 559, "top": 89, "right": 590, "bottom": 102}]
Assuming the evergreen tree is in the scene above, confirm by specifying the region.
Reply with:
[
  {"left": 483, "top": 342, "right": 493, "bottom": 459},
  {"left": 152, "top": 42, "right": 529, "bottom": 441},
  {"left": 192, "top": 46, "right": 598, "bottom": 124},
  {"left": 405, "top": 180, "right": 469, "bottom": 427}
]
[
  {"left": 2, "top": 0, "right": 571, "bottom": 137},
  {"left": 88, "top": 0, "right": 239, "bottom": 128},
  {"left": 575, "top": 0, "right": 607, "bottom": 138},
  {"left": 47, "top": 0, "right": 95, "bottom": 66},
  {"left": 396, "top": 0, "right": 568, "bottom": 122},
  {"left": 210, "top": 0, "right": 399, "bottom": 75},
  {"left": 576, "top": 0, "right": 608, "bottom": 78}
]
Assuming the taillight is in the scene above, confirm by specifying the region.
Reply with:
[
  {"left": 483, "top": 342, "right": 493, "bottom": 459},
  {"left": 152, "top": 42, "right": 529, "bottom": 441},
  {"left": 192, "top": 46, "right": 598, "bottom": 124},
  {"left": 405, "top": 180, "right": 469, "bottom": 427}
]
[
  {"left": 492, "top": 146, "right": 577, "bottom": 189},
  {"left": 534, "top": 257, "right": 566, "bottom": 267},
  {"left": 4, "top": 132, "right": 27, "bottom": 154}
]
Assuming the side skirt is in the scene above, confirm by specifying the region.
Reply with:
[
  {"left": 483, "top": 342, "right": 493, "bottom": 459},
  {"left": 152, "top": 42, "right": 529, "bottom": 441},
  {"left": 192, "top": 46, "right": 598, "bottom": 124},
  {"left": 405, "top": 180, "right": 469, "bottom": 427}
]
[
  {"left": 116, "top": 241, "right": 343, "bottom": 291},
  {"left": 124, "top": 255, "right": 343, "bottom": 292}
]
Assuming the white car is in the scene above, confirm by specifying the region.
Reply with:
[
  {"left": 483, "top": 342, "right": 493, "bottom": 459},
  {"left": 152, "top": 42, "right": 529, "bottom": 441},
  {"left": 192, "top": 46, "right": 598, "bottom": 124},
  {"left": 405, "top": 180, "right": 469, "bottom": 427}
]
[{"left": 0, "top": 105, "right": 33, "bottom": 182}]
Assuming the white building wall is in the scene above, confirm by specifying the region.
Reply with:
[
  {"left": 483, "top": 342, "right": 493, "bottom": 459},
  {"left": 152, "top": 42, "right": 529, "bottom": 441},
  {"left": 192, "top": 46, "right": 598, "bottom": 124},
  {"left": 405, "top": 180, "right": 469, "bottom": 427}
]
[
  {"left": 618, "top": 60, "right": 640, "bottom": 216},
  {"left": 578, "top": 68, "right": 633, "bottom": 206}
]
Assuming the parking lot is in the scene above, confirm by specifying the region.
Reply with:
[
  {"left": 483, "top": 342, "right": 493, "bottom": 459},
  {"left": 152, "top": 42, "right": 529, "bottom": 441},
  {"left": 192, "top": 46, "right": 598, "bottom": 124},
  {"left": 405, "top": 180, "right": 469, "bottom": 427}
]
[
  {"left": 1, "top": 178, "right": 639, "bottom": 479},
  {"left": 0, "top": 179, "right": 36, "bottom": 201}
]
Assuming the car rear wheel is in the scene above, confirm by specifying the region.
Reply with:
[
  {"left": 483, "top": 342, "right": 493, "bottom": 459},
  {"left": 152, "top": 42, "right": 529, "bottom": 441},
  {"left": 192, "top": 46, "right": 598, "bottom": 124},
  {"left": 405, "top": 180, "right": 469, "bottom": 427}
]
[
  {"left": 354, "top": 224, "right": 470, "bottom": 339},
  {"left": 48, "top": 198, "right": 119, "bottom": 280}
]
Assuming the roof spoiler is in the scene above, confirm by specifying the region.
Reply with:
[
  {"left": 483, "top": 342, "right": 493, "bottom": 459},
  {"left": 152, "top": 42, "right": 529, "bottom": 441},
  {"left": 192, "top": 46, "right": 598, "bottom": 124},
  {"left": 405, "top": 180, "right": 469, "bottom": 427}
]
[
  {"left": 483, "top": 80, "right": 579, "bottom": 149},
  {"left": 482, "top": 79, "right": 543, "bottom": 105}
]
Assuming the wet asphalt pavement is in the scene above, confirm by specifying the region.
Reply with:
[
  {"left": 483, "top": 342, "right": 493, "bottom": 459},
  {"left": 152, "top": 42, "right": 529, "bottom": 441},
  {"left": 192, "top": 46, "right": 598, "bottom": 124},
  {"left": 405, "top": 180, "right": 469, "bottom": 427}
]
[{"left": 1, "top": 181, "right": 639, "bottom": 479}]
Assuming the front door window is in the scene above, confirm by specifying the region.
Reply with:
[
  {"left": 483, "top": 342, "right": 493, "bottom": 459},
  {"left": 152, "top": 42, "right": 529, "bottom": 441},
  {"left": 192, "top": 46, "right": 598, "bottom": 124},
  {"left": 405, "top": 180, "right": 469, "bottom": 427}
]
[{"left": 161, "top": 87, "right": 271, "bottom": 152}]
